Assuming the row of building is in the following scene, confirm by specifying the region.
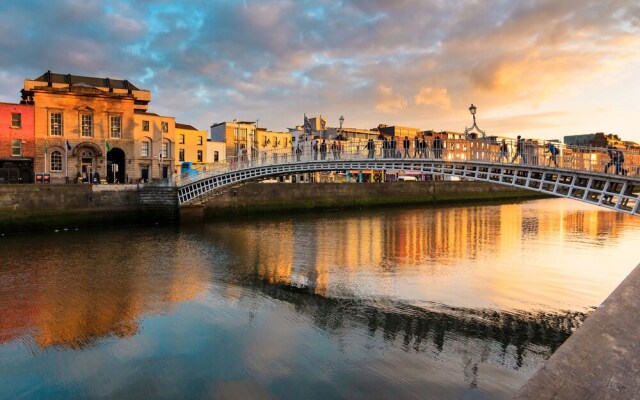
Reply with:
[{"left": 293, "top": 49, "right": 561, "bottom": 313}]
[{"left": 0, "top": 70, "right": 635, "bottom": 184}]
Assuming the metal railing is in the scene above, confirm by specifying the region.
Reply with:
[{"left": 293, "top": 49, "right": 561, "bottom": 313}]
[{"left": 175, "top": 138, "right": 640, "bottom": 186}]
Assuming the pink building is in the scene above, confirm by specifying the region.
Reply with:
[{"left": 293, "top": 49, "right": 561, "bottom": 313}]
[{"left": 0, "top": 102, "right": 35, "bottom": 183}]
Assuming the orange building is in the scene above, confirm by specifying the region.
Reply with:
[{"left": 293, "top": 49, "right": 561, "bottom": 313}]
[{"left": 0, "top": 102, "right": 35, "bottom": 182}]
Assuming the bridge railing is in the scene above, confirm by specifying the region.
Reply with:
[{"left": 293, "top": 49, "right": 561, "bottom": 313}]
[{"left": 175, "top": 138, "right": 639, "bottom": 186}]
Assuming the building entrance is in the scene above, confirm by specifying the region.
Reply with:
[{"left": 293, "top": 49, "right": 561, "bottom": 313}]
[{"left": 81, "top": 158, "right": 93, "bottom": 183}]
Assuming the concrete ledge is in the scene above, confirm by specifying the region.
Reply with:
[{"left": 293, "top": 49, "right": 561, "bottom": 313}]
[{"left": 513, "top": 263, "right": 640, "bottom": 399}]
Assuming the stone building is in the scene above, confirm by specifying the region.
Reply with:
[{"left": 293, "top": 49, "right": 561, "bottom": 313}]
[{"left": 20, "top": 71, "right": 173, "bottom": 183}]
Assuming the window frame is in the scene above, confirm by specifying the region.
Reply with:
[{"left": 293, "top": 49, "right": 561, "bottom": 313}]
[
  {"left": 11, "top": 139, "right": 22, "bottom": 156},
  {"left": 162, "top": 142, "right": 168, "bottom": 158},
  {"left": 179, "top": 148, "right": 185, "bottom": 161},
  {"left": 11, "top": 113, "right": 21, "bottom": 128},
  {"left": 179, "top": 134, "right": 185, "bottom": 144},
  {"left": 50, "top": 112, "right": 63, "bottom": 136},
  {"left": 161, "top": 121, "right": 169, "bottom": 133},
  {"left": 197, "top": 150, "right": 203, "bottom": 162},
  {"left": 141, "top": 141, "right": 149, "bottom": 157},
  {"left": 198, "top": 136, "right": 203, "bottom": 145},
  {"left": 50, "top": 151, "right": 63, "bottom": 172},
  {"left": 81, "top": 114, "right": 93, "bottom": 137},
  {"left": 142, "top": 120, "right": 150, "bottom": 132},
  {"left": 110, "top": 115, "right": 122, "bottom": 138}
]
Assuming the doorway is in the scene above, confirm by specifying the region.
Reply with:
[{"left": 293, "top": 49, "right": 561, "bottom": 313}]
[
  {"left": 107, "top": 148, "right": 126, "bottom": 183},
  {"left": 81, "top": 158, "right": 93, "bottom": 183}
]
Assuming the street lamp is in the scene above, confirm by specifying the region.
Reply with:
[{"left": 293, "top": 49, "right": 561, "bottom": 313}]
[
  {"left": 339, "top": 115, "right": 344, "bottom": 139},
  {"left": 464, "top": 103, "right": 486, "bottom": 139}
]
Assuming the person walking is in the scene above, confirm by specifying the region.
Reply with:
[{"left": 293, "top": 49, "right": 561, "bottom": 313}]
[
  {"left": 367, "top": 139, "right": 375, "bottom": 159},
  {"left": 320, "top": 140, "right": 327, "bottom": 160},
  {"left": 390, "top": 137, "right": 397, "bottom": 158},
  {"left": 604, "top": 145, "right": 617, "bottom": 174},
  {"left": 403, "top": 136, "right": 410, "bottom": 158},
  {"left": 499, "top": 140, "right": 509, "bottom": 162},
  {"left": 413, "top": 136, "right": 419, "bottom": 158},
  {"left": 511, "top": 136, "right": 524, "bottom": 163},
  {"left": 433, "top": 136, "right": 442, "bottom": 159},
  {"left": 312, "top": 139, "right": 318, "bottom": 160},
  {"left": 545, "top": 142, "right": 559, "bottom": 167}
]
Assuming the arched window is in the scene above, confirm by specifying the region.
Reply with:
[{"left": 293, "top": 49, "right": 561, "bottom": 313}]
[{"left": 51, "top": 151, "right": 62, "bottom": 172}]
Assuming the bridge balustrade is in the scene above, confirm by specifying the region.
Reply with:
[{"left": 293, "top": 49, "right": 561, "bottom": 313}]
[{"left": 174, "top": 138, "right": 640, "bottom": 215}]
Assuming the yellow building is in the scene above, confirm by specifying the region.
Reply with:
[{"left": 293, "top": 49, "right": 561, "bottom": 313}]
[
  {"left": 210, "top": 120, "right": 291, "bottom": 161},
  {"left": 132, "top": 111, "right": 175, "bottom": 181},
  {"left": 175, "top": 123, "right": 207, "bottom": 168},
  {"left": 21, "top": 70, "right": 175, "bottom": 183}
]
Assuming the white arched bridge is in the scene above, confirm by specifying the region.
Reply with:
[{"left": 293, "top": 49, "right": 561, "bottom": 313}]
[{"left": 174, "top": 138, "right": 640, "bottom": 216}]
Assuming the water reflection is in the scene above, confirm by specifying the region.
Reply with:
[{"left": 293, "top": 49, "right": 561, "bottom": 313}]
[
  {"left": 0, "top": 199, "right": 638, "bottom": 399},
  {"left": 0, "top": 230, "right": 211, "bottom": 350}
]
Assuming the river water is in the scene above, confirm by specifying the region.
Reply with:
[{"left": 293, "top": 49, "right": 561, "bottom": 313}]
[{"left": 0, "top": 198, "right": 638, "bottom": 399}]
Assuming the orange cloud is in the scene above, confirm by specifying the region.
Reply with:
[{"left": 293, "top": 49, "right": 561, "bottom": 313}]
[
  {"left": 415, "top": 87, "right": 452, "bottom": 109},
  {"left": 375, "top": 84, "right": 407, "bottom": 113}
]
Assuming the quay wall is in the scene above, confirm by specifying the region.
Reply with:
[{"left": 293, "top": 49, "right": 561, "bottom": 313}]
[
  {"left": 0, "top": 181, "right": 545, "bottom": 233},
  {"left": 192, "top": 181, "right": 546, "bottom": 220},
  {"left": 0, "top": 184, "right": 177, "bottom": 234}
]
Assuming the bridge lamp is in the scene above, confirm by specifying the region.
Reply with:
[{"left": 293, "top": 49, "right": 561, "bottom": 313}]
[{"left": 339, "top": 115, "right": 344, "bottom": 139}]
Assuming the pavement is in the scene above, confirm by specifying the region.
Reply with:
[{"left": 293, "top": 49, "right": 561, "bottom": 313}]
[{"left": 513, "top": 263, "right": 640, "bottom": 399}]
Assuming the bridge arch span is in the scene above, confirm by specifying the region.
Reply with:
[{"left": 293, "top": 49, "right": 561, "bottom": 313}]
[{"left": 177, "top": 158, "right": 640, "bottom": 216}]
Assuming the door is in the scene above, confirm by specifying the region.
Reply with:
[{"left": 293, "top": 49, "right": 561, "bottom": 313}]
[{"left": 81, "top": 158, "right": 93, "bottom": 183}]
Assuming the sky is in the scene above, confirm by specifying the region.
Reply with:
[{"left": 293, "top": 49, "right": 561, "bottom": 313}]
[{"left": 1, "top": 0, "right": 639, "bottom": 142}]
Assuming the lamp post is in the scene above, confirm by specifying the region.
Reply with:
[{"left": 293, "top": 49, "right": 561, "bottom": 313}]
[
  {"left": 464, "top": 103, "right": 486, "bottom": 139},
  {"left": 339, "top": 115, "right": 344, "bottom": 139}
]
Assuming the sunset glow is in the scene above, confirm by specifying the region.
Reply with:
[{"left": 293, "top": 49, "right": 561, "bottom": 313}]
[{"left": 1, "top": 1, "right": 638, "bottom": 141}]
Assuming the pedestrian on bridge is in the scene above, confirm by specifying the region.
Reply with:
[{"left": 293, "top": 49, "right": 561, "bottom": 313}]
[
  {"left": 367, "top": 139, "right": 375, "bottom": 159},
  {"left": 403, "top": 136, "right": 410, "bottom": 158},
  {"left": 511, "top": 136, "right": 524, "bottom": 163},
  {"left": 312, "top": 139, "right": 318, "bottom": 160},
  {"left": 433, "top": 136, "right": 442, "bottom": 159},
  {"left": 499, "top": 140, "right": 509, "bottom": 162},
  {"left": 422, "top": 136, "right": 429, "bottom": 158},
  {"left": 545, "top": 142, "right": 559, "bottom": 167},
  {"left": 320, "top": 140, "right": 327, "bottom": 160},
  {"left": 413, "top": 136, "right": 419, "bottom": 158}
]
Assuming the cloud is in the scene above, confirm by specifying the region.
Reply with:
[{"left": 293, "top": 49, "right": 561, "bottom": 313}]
[
  {"left": 375, "top": 85, "right": 407, "bottom": 113},
  {"left": 415, "top": 87, "right": 451, "bottom": 110},
  {"left": 0, "top": 0, "right": 639, "bottom": 140}
]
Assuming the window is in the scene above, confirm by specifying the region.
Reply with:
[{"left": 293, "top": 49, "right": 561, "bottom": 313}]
[
  {"left": 141, "top": 141, "right": 149, "bottom": 157},
  {"left": 162, "top": 142, "right": 168, "bottom": 158},
  {"left": 51, "top": 151, "right": 62, "bottom": 172},
  {"left": 197, "top": 150, "right": 203, "bottom": 162},
  {"left": 198, "top": 136, "right": 203, "bottom": 145},
  {"left": 214, "top": 151, "right": 219, "bottom": 162},
  {"left": 161, "top": 121, "right": 168, "bottom": 133},
  {"left": 110, "top": 116, "right": 121, "bottom": 138},
  {"left": 11, "top": 113, "right": 21, "bottom": 128},
  {"left": 81, "top": 114, "right": 93, "bottom": 137},
  {"left": 142, "top": 120, "right": 149, "bottom": 131},
  {"left": 179, "top": 149, "right": 185, "bottom": 161},
  {"left": 179, "top": 134, "right": 185, "bottom": 144},
  {"left": 11, "top": 139, "right": 21, "bottom": 156},
  {"left": 50, "top": 112, "right": 62, "bottom": 136}
]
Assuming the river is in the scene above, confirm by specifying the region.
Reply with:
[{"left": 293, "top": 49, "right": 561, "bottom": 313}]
[{"left": 0, "top": 198, "right": 638, "bottom": 399}]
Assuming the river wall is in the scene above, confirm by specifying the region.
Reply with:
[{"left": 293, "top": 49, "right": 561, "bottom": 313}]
[
  {"left": 187, "top": 181, "right": 546, "bottom": 220},
  {"left": 0, "top": 181, "right": 546, "bottom": 233},
  {"left": 0, "top": 184, "right": 177, "bottom": 234}
]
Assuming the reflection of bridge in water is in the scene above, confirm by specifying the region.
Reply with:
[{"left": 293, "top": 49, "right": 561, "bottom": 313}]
[
  {"left": 239, "top": 276, "right": 588, "bottom": 387},
  {"left": 175, "top": 139, "right": 640, "bottom": 216}
]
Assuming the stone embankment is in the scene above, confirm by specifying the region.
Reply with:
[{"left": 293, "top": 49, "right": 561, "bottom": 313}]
[
  {"left": 514, "top": 263, "right": 640, "bottom": 399},
  {"left": 0, "top": 181, "right": 544, "bottom": 233},
  {"left": 0, "top": 183, "right": 177, "bottom": 234},
  {"left": 183, "top": 181, "right": 545, "bottom": 221}
]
